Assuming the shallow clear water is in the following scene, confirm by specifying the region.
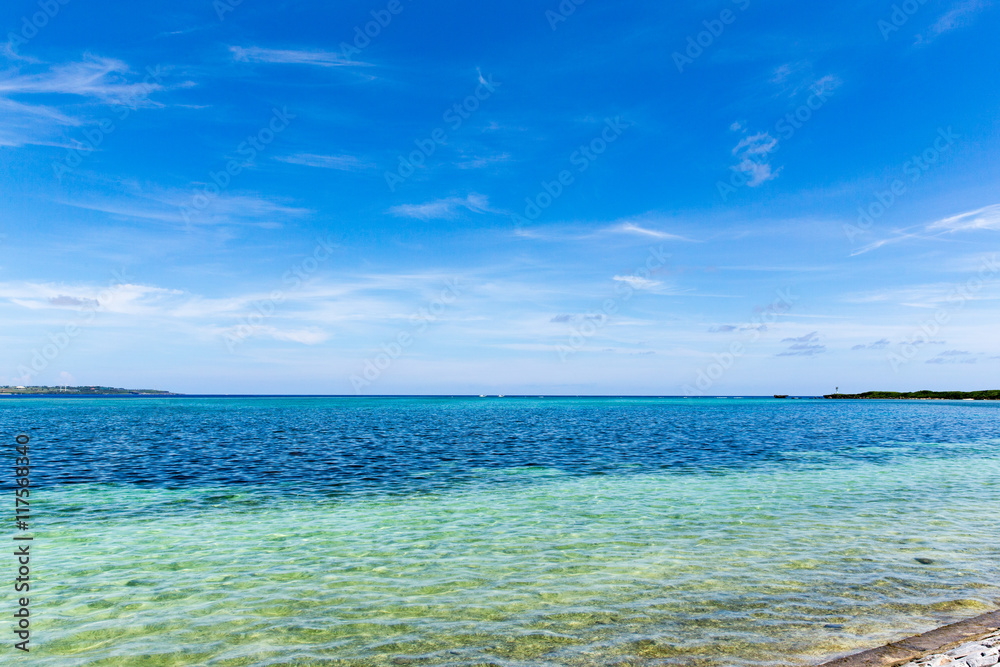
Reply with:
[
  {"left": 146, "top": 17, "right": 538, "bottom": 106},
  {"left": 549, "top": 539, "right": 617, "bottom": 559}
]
[{"left": 3, "top": 397, "right": 999, "bottom": 666}]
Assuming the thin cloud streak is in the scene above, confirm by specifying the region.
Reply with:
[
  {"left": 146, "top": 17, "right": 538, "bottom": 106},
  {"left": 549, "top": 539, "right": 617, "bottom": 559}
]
[
  {"left": 230, "top": 46, "right": 368, "bottom": 68},
  {"left": 276, "top": 153, "right": 375, "bottom": 171},
  {"left": 851, "top": 204, "right": 1000, "bottom": 256},
  {"left": 389, "top": 194, "right": 494, "bottom": 220}
]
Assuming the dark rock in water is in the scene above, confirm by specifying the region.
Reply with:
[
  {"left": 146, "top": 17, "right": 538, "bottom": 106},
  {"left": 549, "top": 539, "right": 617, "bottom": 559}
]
[
  {"left": 915, "top": 557, "right": 935, "bottom": 565},
  {"left": 824, "top": 623, "right": 844, "bottom": 629}
]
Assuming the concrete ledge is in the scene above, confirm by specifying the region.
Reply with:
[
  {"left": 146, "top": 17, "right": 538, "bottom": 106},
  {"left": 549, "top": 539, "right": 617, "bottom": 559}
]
[{"left": 818, "top": 610, "right": 1000, "bottom": 667}]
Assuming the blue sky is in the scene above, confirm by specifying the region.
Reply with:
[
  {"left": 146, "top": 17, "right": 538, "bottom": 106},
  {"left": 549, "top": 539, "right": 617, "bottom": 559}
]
[{"left": 1, "top": 0, "right": 998, "bottom": 395}]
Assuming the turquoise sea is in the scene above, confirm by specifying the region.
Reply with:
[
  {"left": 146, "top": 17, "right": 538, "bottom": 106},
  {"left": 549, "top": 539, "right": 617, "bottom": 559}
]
[{"left": 3, "top": 397, "right": 999, "bottom": 666}]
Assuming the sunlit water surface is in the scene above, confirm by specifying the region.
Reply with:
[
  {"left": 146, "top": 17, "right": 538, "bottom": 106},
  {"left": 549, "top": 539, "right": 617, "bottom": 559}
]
[{"left": 3, "top": 397, "right": 998, "bottom": 666}]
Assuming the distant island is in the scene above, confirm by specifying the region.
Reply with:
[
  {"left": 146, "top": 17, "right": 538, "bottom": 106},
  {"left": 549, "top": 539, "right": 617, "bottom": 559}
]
[
  {"left": 0, "top": 386, "right": 176, "bottom": 396},
  {"left": 823, "top": 390, "right": 1000, "bottom": 400}
]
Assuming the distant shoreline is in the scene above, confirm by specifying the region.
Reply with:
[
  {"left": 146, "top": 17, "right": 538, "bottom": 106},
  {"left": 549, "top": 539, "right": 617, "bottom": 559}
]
[
  {"left": 822, "top": 390, "right": 1000, "bottom": 400},
  {"left": 0, "top": 385, "right": 176, "bottom": 396}
]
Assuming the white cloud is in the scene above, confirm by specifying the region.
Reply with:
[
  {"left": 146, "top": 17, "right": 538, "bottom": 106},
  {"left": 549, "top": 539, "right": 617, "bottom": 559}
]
[
  {"left": 812, "top": 75, "right": 842, "bottom": 97},
  {"left": 735, "top": 159, "right": 779, "bottom": 187},
  {"left": 61, "top": 186, "right": 312, "bottom": 227},
  {"left": 733, "top": 133, "right": 778, "bottom": 158},
  {"left": 455, "top": 153, "right": 512, "bottom": 169},
  {"left": 0, "top": 55, "right": 165, "bottom": 147},
  {"left": 918, "top": 0, "right": 992, "bottom": 43},
  {"left": 613, "top": 222, "right": 689, "bottom": 240},
  {"left": 612, "top": 275, "right": 661, "bottom": 290},
  {"left": 0, "top": 96, "right": 80, "bottom": 126},
  {"left": 730, "top": 132, "right": 781, "bottom": 187},
  {"left": 224, "top": 325, "right": 330, "bottom": 345},
  {"left": 855, "top": 204, "right": 1000, "bottom": 256},
  {"left": 230, "top": 46, "right": 366, "bottom": 68},
  {"left": 275, "top": 153, "right": 375, "bottom": 171},
  {"left": 0, "top": 55, "right": 162, "bottom": 104},
  {"left": 0, "top": 98, "right": 81, "bottom": 147},
  {"left": 844, "top": 281, "right": 1000, "bottom": 308},
  {"left": 849, "top": 232, "right": 922, "bottom": 256},
  {"left": 1, "top": 281, "right": 184, "bottom": 316},
  {"left": 925, "top": 204, "right": 1000, "bottom": 233},
  {"left": 770, "top": 62, "right": 801, "bottom": 85},
  {"left": 389, "top": 194, "right": 494, "bottom": 220}
]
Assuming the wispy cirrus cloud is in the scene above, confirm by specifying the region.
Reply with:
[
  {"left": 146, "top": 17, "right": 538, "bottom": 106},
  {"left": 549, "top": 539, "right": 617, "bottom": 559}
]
[
  {"left": 0, "top": 96, "right": 80, "bottom": 126},
  {"left": 610, "top": 221, "right": 691, "bottom": 241},
  {"left": 612, "top": 275, "right": 661, "bottom": 290},
  {"left": 916, "top": 0, "right": 993, "bottom": 44},
  {"left": 275, "top": 153, "right": 375, "bottom": 171},
  {"left": 218, "top": 324, "right": 330, "bottom": 345},
  {"left": 60, "top": 185, "right": 312, "bottom": 228},
  {"left": 0, "top": 55, "right": 166, "bottom": 147},
  {"left": 851, "top": 204, "right": 1000, "bottom": 256},
  {"left": 455, "top": 153, "right": 512, "bottom": 170},
  {"left": 514, "top": 215, "right": 694, "bottom": 244},
  {"left": 844, "top": 283, "right": 986, "bottom": 307},
  {"left": 849, "top": 232, "right": 924, "bottom": 256},
  {"left": 926, "top": 204, "right": 1000, "bottom": 232},
  {"left": 1, "top": 281, "right": 183, "bottom": 316},
  {"left": 0, "top": 55, "right": 162, "bottom": 104},
  {"left": 229, "top": 46, "right": 367, "bottom": 68},
  {"left": 0, "top": 97, "right": 82, "bottom": 147},
  {"left": 389, "top": 193, "right": 495, "bottom": 220},
  {"left": 2, "top": 271, "right": 473, "bottom": 331}
]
